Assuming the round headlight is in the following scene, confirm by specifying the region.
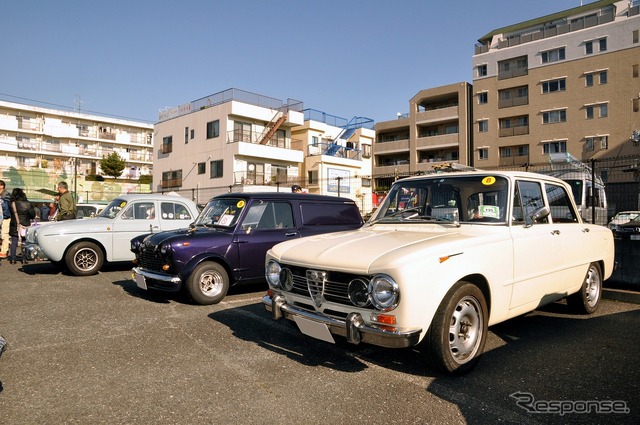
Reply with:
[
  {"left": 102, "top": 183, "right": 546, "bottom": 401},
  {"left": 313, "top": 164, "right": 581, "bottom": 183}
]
[
  {"left": 348, "top": 278, "right": 371, "bottom": 307},
  {"left": 266, "top": 260, "right": 282, "bottom": 287},
  {"left": 369, "top": 274, "right": 399, "bottom": 311},
  {"left": 159, "top": 242, "right": 171, "bottom": 255},
  {"left": 130, "top": 239, "right": 141, "bottom": 252}
]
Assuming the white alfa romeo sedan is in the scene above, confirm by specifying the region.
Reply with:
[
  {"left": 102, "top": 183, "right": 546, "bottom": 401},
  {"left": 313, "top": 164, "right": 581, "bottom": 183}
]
[
  {"left": 263, "top": 171, "right": 614, "bottom": 375},
  {"left": 25, "top": 194, "right": 199, "bottom": 276}
]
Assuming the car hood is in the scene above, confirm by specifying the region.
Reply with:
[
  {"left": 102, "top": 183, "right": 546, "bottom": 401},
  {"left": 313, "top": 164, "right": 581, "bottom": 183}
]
[
  {"left": 269, "top": 224, "right": 480, "bottom": 273},
  {"left": 35, "top": 217, "right": 116, "bottom": 235},
  {"left": 141, "top": 226, "right": 231, "bottom": 246}
]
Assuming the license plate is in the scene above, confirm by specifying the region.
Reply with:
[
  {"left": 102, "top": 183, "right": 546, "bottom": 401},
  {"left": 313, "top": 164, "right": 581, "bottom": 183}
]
[
  {"left": 631, "top": 234, "right": 640, "bottom": 241},
  {"left": 134, "top": 273, "right": 147, "bottom": 290},
  {"left": 293, "top": 316, "right": 335, "bottom": 344}
]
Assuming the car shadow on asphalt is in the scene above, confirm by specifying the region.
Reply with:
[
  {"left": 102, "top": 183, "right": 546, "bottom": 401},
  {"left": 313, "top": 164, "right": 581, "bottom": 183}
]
[
  {"left": 427, "top": 307, "right": 640, "bottom": 424},
  {"left": 208, "top": 302, "right": 429, "bottom": 375}
]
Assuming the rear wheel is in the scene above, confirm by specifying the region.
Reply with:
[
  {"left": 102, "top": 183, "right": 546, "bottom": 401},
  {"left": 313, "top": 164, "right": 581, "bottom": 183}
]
[
  {"left": 567, "top": 262, "right": 602, "bottom": 314},
  {"left": 186, "top": 262, "right": 229, "bottom": 305},
  {"left": 420, "top": 282, "right": 488, "bottom": 375},
  {"left": 65, "top": 241, "right": 104, "bottom": 276}
]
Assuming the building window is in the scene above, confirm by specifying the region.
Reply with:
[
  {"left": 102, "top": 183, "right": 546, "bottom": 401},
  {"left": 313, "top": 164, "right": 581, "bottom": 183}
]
[
  {"left": 161, "top": 170, "right": 182, "bottom": 188},
  {"left": 634, "top": 29, "right": 639, "bottom": 44},
  {"left": 499, "top": 145, "right": 528, "bottom": 158},
  {"left": 362, "top": 144, "right": 372, "bottom": 158},
  {"left": 498, "top": 56, "right": 528, "bottom": 80},
  {"left": 477, "top": 92, "right": 488, "bottom": 104},
  {"left": 197, "top": 162, "right": 205, "bottom": 174},
  {"left": 542, "top": 110, "right": 566, "bottom": 124},
  {"left": 586, "top": 137, "right": 594, "bottom": 151},
  {"left": 634, "top": 98, "right": 640, "bottom": 112},
  {"left": 599, "top": 104, "right": 608, "bottom": 118},
  {"left": 162, "top": 136, "right": 173, "bottom": 154},
  {"left": 599, "top": 71, "right": 607, "bottom": 84},
  {"left": 210, "top": 160, "right": 223, "bottom": 178},
  {"left": 599, "top": 38, "right": 607, "bottom": 51},
  {"left": 308, "top": 170, "right": 318, "bottom": 185},
  {"left": 477, "top": 64, "right": 487, "bottom": 77},
  {"left": 541, "top": 47, "right": 565, "bottom": 63},
  {"left": 601, "top": 135, "right": 608, "bottom": 149},
  {"left": 190, "top": 129, "right": 195, "bottom": 139},
  {"left": 633, "top": 64, "right": 639, "bottom": 78},
  {"left": 478, "top": 120, "right": 488, "bottom": 132},
  {"left": 586, "top": 106, "right": 594, "bottom": 119},
  {"left": 543, "top": 141, "right": 567, "bottom": 154},
  {"left": 311, "top": 136, "right": 319, "bottom": 146},
  {"left": 585, "top": 41, "right": 593, "bottom": 55},
  {"left": 362, "top": 178, "right": 372, "bottom": 188},
  {"left": 185, "top": 127, "right": 189, "bottom": 144},
  {"left": 585, "top": 74, "right": 594, "bottom": 87},
  {"left": 478, "top": 148, "right": 489, "bottom": 160},
  {"left": 542, "top": 78, "right": 565, "bottom": 93},
  {"left": 206, "top": 120, "right": 220, "bottom": 139}
]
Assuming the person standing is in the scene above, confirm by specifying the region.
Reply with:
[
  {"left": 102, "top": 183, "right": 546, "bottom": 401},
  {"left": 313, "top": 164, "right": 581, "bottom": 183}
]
[
  {"left": 55, "top": 182, "right": 76, "bottom": 221},
  {"left": 39, "top": 202, "right": 50, "bottom": 222},
  {"left": 0, "top": 180, "right": 11, "bottom": 259},
  {"left": 9, "top": 188, "right": 35, "bottom": 264}
]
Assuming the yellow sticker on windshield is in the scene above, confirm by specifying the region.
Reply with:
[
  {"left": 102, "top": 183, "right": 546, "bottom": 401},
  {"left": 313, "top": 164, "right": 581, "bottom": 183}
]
[
  {"left": 120, "top": 201, "right": 127, "bottom": 207},
  {"left": 482, "top": 176, "right": 496, "bottom": 186},
  {"left": 237, "top": 200, "right": 245, "bottom": 208}
]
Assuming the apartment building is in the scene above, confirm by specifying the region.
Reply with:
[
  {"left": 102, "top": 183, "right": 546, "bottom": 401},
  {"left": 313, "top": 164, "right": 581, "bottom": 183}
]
[
  {"left": 291, "top": 109, "right": 375, "bottom": 213},
  {"left": 154, "top": 88, "right": 306, "bottom": 204},
  {"left": 372, "top": 82, "right": 474, "bottom": 191},
  {"left": 472, "top": 0, "right": 640, "bottom": 168},
  {"left": 0, "top": 100, "right": 153, "bottom": 202}
]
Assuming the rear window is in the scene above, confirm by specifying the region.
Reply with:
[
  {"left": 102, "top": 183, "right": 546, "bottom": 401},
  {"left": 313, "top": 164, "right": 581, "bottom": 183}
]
[{"left": 300, "top": 203, "right": 362, "bottom": 226}]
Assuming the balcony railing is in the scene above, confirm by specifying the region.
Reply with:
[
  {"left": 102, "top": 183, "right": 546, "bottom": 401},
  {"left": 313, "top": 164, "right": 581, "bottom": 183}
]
[
  {"left": 227, "top": 130, "right": 290, "bottom": 149},
  {"left": 498, "top": 96, "right": 529, "bottom": 109},
  {"left": 306, "top": 142, "right": 362, "bottom": 160},
  {"left": 232, "top": 171, "right": 297, "bottom": 187},
  {"left": 499, "top": 155, "right": 530, "bottom": 166},
  {"left": 161, "top": 178, "right": 182, "bottom": 189},
  {"left": 499, "top": 125, "right": 529, "bottom": 137}
]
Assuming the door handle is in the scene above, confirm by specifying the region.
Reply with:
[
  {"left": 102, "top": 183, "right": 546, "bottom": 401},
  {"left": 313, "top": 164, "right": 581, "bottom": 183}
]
[{"left": 551, "top": 230, "right": 560, "bottom": 235}]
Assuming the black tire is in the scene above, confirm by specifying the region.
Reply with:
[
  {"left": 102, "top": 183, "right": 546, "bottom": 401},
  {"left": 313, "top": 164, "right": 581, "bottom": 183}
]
[
  {"left": 420, "top": 282, "right": 488, "bottom": 375},
  {"left": 186, "top": 262, "right": 229, "bottom": 305},
  {"left": 567, "top": 262, "right": 602, "bottom": 314},
  {"left": 65, "top": 241, "right": 104, "bottom": 276}
]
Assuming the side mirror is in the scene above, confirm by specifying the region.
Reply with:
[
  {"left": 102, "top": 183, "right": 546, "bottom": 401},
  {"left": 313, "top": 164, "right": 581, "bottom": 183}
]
[{"left": 525, "top": 206, "right": 550, "bottom": 227}]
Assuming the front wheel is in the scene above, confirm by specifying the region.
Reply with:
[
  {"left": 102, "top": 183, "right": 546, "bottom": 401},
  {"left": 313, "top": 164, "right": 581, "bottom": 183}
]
[
  {"left": 567, "top": 262, "right": 602, "bottom": 314},
  {"left": 186, "top": 262, "right": 229, "bottom": 305},
  {"left": 420, "top": 282, "right": 488, "bottom": 375},
  {"left": 65, "top": 241, "right": 104, "bottom": 276}
]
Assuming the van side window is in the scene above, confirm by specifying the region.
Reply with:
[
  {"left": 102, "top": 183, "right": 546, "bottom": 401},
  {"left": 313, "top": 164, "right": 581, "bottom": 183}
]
[
  {"left": 301, "top": 203, "right": 362, "bottom": 226},
  {"left": 245, "top": 202, "right": 294, "bottom": 230},
  {"left": 546, "top": 183, "right": 578, "bottom": 223},
  {"left": 161, "top": 202, "right": 194, "bottom": 220}
]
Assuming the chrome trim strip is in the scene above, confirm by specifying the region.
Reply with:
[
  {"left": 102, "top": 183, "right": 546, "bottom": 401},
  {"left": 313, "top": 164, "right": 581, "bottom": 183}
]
[
  {"left": 263, "top": 294, "right": 421, "bottom": 349},
  {"left": 133, "top": 267, "right": 182, "bottom": 284}
]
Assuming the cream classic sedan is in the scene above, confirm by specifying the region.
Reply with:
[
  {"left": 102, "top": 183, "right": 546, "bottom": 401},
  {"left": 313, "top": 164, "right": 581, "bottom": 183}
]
[
  {"left": 25, "top": 194, "right": 199, "bottom": 276},
  {"left": 263, "top": 171, "right": 614, "bottom": 375}
]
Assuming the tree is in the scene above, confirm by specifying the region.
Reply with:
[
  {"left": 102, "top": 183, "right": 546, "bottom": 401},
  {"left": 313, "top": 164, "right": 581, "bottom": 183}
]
[{"left": 100, "top": 152, "right": 126, "bottom": 178}]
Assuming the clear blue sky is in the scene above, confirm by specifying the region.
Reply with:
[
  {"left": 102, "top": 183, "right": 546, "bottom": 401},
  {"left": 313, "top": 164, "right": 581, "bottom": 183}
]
[{"left": 0, "top": 0, "right": 597, "bottom": 124}]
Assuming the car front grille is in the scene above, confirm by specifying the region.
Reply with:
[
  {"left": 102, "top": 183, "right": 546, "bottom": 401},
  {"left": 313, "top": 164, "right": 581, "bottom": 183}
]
[
  {"left": 138, "top": 248, "right": 165, "bottom": 272},
  {"left": 284, "top": 265, "right": 373, "bottom": 309}
]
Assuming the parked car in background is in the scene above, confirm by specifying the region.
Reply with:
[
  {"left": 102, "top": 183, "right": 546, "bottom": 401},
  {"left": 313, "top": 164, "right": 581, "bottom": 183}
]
[
  {"left": 131, "top": 192, "right": 364, "bottom": 305},
  {"left": 263, "top": 171, "right": 614, "bottom": 375},
  {"left": 76, "top": 203, "right": 106, "bottom": 219},
  {"left": 608, "top": 211, "right": 640, "bottom": 231},
  {"left": 25, "top": 194, "right": 199, "bottom": 276},
  {"left": 612, "top": 215, "right": 640, "bottom": 240}
]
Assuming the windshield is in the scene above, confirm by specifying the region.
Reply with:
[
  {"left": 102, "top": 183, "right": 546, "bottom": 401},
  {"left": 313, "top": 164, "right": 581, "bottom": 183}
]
[
  {"left": 195, "top": 198, "right": 245, "bottom": 227},
  {"left": 99, "top": 199, "right": 128, "bottom": 219},
  {"left": 373, "top": 175, "right": 509, "bottom": 224}
]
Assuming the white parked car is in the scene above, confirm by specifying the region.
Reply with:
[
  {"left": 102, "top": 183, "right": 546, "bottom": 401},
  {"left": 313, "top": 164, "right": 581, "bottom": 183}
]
[
  {"left": 25, "top": 194, "right": 199, "bottom": 276},
  {"left": 608, "top": 210, "right": 640, "bottom": 231},
  {"left": 263, "top": 171, "right": 615, "bottom": 375}
]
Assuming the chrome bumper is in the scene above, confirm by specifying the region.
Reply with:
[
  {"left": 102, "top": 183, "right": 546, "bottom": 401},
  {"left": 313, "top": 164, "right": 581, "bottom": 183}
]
[
  {"left": 262, "top": 294, "right": 422, "bottom": 349},
  {"left": 132, "top": 267, "right": 182, "bottom": 292},
  {"left": 25, "top": 244, "right": 47, "bottom": 261}
]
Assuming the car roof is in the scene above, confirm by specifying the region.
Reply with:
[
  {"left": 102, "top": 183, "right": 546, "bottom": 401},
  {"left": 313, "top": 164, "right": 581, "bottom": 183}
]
[
  {"left": 397, "top": 170, "right": 567, "bottom": 185},
  {"left": 110, "top": 194, "right": 195, "bottom": 203},
  {"left": 212, "top": 192, "right": 358, "bottom": 204}
]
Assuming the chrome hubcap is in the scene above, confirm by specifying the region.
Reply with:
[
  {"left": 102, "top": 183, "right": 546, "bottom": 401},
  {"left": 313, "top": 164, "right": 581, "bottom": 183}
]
[
  {"left": 448, "top": 296, "right": 483, "bottom": 364},
  {"left": 584, "top": 266, "right": 601, "bottom": 308},
  {"left": 200, "top": 271, "right": 224, "bottom": 297}
]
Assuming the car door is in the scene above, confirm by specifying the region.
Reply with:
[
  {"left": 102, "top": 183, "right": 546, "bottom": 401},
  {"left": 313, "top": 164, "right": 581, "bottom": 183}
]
[
  {"left": 509, "top": 180, "right": 564, "bottom": 313},
  {"left": 234, "top": 200, "right": 300, "bottom": 280},
  {"left": 111, "top": 201, "right": 160, "bottom": 261}
]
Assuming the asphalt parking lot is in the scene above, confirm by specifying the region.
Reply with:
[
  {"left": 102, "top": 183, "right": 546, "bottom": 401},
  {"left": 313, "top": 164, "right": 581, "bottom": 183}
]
[{"left": 0, "top": 261, "right": 639, "bottom": 424}]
